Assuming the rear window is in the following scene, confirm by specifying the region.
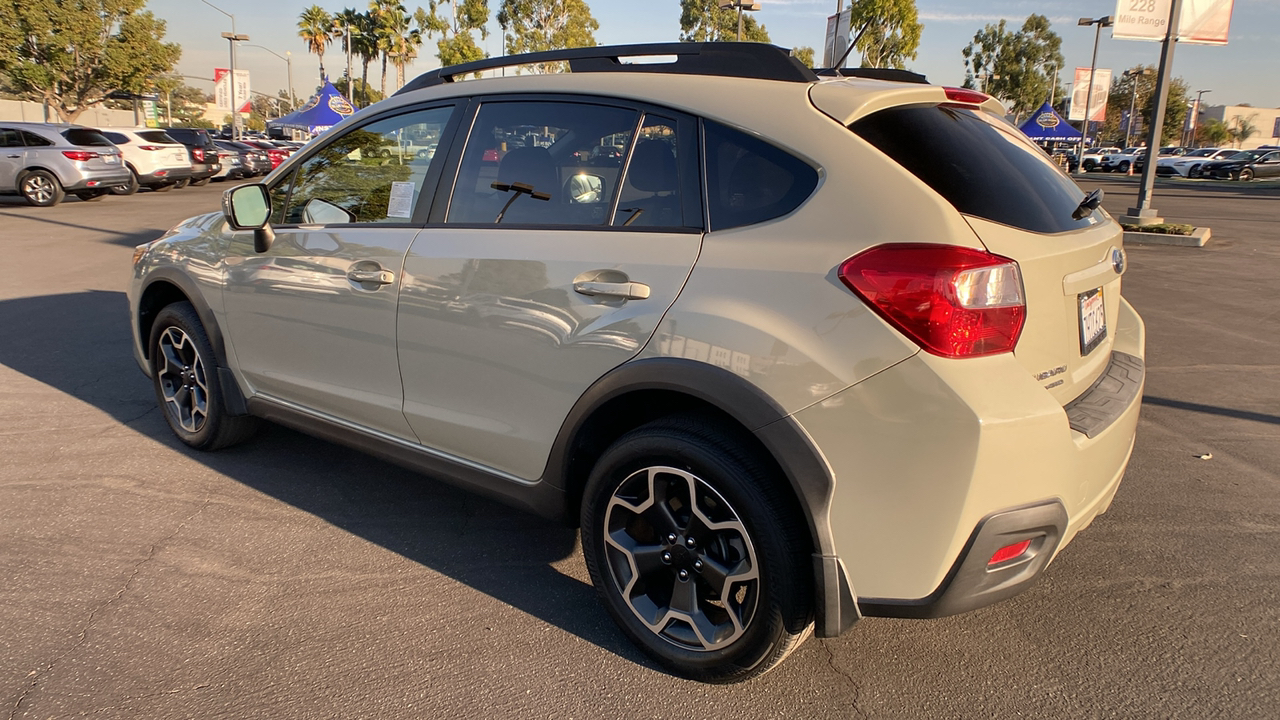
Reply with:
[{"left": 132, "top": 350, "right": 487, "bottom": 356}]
[
  {"left": 704, "top": 120, "right": 818, "bottom": 231},
  {"left": 138, "top": 130, "right": 178, "bottom": 144},
  {"left": 851, "top": 105, "right": 1092, "bottom": 235},
  {"left": 62, "top": 128, "right": 114, "bottom": 147}
]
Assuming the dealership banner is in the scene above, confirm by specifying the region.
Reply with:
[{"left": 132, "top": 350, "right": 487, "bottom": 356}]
[
  {"left": 214, "top": 68, "right": 252, "bottom": 113},
  {"left": 1069, "top": 68, "right": 1112, "bottom": 123},
  {"left": 1113, "top": 0, "right": 1234, "bottom": 45},
  {"left": 823, "top": 8, "right": 852, "bottom": 67}
]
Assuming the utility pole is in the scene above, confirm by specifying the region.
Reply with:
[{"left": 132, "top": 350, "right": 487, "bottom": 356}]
[
  {"left": 1189, "top": 89, "right": 1211, "bottom": 147},
  {"left": 1123, "top": 0, "right": 1184, "bottom": 226}
]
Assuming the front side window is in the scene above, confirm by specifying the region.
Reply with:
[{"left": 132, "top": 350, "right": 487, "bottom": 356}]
[
  {"left": 275, "top": 105, "right": 454, "bottom": 225},
  {"left": 447, "top": 101, "right": 639, "bottom": 226}
]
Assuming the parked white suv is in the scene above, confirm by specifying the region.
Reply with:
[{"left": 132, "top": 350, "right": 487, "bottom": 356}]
[
  {"left": 99, "top": 127, "right": 193, "bottom": 194},
  {"left": 128, "top": 43, "right": 1145, "bottom": 683}
]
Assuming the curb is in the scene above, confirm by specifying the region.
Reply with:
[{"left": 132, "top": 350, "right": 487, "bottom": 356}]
[{"left": 1123, "top": 227, "right": 1212, "bottom": 247}]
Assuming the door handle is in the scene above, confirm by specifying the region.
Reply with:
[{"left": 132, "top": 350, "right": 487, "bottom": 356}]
[
  {"left": 347, "top": 268, "right": 395, "bottom": 285},
  {"left": 6, "top": 154, "right": 19, "bottom": 159},
  {"left": 573, "top": 280, "right": 651, "bottom": 300}
]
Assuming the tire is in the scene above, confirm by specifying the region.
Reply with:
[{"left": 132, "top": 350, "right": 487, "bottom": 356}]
[
  {"left": 581, "top": 417, "right": 813, "bottom": 683},
  {"left": 1083, "top": 160, "right": 1096, "bottom": 172},
  {"left": 111, "top": 169, "right": 140, "bottom": 196},
  {"left": 1239, "top": 168, "right": 1254, "bottom": 182},
  {"left": 1119, "top": 161, "right": 1131, "bottom": 174},
  {"left": 149, "top": 182, "right": 174, "bottom": 193},
  {"left": 19, "top": 169, "right": 64, "bottom": 207},
  {"left": 75, "top": 189, "right": 108, "bottom": 201},
  {"left": 148, "top": 302, "right": 259, "bottom": 451},
  {"left": 1189, "top": 165, "right": 1202, "bottom": 179},
  {"left": 190, "top": 176, "right": 211, "bottom": 187},
  {"left": 173, "top": 177, "right": 190, "bottom": 189}
]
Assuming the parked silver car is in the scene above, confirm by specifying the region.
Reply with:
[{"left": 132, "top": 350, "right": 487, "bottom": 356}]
[{"left": 0, "top": 122, "right": 131, "bottom": 206}]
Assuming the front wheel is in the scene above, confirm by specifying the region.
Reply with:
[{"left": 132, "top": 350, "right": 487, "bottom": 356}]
[
  {"left": 581, "top": 418, "right": 813, "bottom": 683},
  {"left": 1118, "top": 161, "right": 1131, "bottom": 173},
  {"left": 149, "top": 302, "right": 259, "bottom": 451},
  {"left": 172, "top": 177, "right": 190, "bottom": 189},
  {"left": 1239, "top": 168, "right": 1255, "bottom": 181}
]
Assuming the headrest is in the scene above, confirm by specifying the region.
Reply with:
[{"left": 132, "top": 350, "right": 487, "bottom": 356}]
[{"left": 628, "top": 140, "right": 677, "bottom": 193}]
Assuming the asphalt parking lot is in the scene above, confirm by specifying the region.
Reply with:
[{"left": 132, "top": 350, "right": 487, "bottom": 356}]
[{"left": 1, "top": 176, "right": 1277, "bottom": 718}]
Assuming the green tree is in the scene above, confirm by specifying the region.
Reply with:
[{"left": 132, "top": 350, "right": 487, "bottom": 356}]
[
  {"left": 368, "top": 0, "right": 413, "bottom": 96},
  {"left": 679, "top": 0, "right": 769, "bottom": 43},
  {"left": 298, "top": 5, "right": 334, "bottom": 79},
  {"left": 791, "top": 46, "right": 815, "bottom": 68},
  {"left": 848, "top": 0, "right": 923, "bottom": 69},
  {"left": 1228, "top": 113, "right": 1259, "bottom": 148},
  {"left": 1104, "top": 69, "right": 1189, "bottom": 146},
  {"left": 1197, "top": 118, "right": 1231, "bottom": 147},
  {"left": 498, "top": 0, "right": 599, "bottom": 73},
  {"left": 417, "top": 0, "right": 489, "bottom": 72},
  {"left": 334, "top": 76, "right": 383, "bottom": 107},
  {"left": 0, "top": 0, "right": 180, "bottom": 123},
  {"left": 152, "top": 81, "right": 213, "bottom": 127},
  {"left": 962, "top": 14, "right": 1063, "bottom": 120}
]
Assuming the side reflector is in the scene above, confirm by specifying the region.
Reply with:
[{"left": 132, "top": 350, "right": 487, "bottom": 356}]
[{"left": 989, "top": 539, "right": 1032, "bottom": 566}]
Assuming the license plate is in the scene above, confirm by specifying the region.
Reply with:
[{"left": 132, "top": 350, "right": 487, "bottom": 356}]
[
  {"left": 1078, "top": 288, "right": 1107, "bottom": 356},
  {"left": 103, "top": 154, "right": 119, "bottom": 164}
]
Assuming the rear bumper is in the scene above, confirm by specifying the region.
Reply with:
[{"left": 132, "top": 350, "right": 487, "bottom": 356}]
[
  {"left": 63, "top": 167, "right": 132, "bottom": 191},
  {"left": 792, "top": 296, "right": 1145, "bottom": 614},
  {"left": 138, "top": 166, "right": 192, "bottom": 185}
]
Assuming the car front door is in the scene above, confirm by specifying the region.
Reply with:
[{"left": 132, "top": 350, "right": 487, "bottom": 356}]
[
  {"left": 1258, "top": 152, "right": 1280, "bottom": 178},
  {"left": 396, "top": 100, "right": 704, "bottom": 480},
  {"left": 221, "top": 104, "right": 459, "bottom": 440}
]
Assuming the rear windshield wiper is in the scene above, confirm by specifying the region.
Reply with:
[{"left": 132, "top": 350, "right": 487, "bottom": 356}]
[{"left": 1073, "top": 188, "right": 1104, "bottom": 220}]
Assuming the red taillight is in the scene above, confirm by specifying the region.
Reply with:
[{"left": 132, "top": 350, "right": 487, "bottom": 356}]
[
  {"left": 839, "top": 244, "right": 1026, "bottom": 358},
  {"left": 193, "top": 147, "right": 205, "bottom": 162},
  {"left": 944, "top": 87, "right": 990, "bottom": 105},
  {"left": 989, "top": 539, "right": 1032, "bottom": 566},
  {"left": 62, "top": 150, "right": 99, "bottom": 161},
  {"left": 138, "top": 145, "right": 164, "bottom": 151}
]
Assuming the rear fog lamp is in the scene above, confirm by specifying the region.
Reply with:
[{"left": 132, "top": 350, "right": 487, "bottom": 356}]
[
  {"left": 988, "top": 539, "right": 1032, "bottom": 566},
  {"left": 85, "top": 181, "right": 99, "bottom": 187}
]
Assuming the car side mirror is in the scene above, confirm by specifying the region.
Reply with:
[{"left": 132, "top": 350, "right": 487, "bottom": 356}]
[
  {"left": 222, "top": 183, "right": 275, "bottom": 253},
  {"left": 565, "top": 173, "right": 605, "bottom": 204}
]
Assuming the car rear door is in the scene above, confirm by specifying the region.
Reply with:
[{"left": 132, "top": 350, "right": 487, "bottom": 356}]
[
  {"left": 396, "top": 99, "right": 703, "bottom": 480},
  {"left": 220, "top": 103, "right": 461, "bottom": 440},
  {"left": 0, "top": 127, "right": 21, "bottom": 190}
]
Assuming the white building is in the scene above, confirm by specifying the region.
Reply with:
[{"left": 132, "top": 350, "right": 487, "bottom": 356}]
[{"left": 1200, "top": 104, "right": 1280, "bottom": 150}]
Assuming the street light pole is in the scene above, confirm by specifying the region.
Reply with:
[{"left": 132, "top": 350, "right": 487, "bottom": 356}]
[
  {"left": 202, "top": 1, "right": 247, "bottom": 140},
  {"left": 1190, "top": 89, "right": 1211, "bottom": 147},
  {"left": 245, "top": 44, "right": 295, "bottom": 113},
  {"left": 1075, "top": 15, "right": 1113, "bottom": 175},
  {"left": 1123, "top": 68, "right": 1152, "bottom": 149}
]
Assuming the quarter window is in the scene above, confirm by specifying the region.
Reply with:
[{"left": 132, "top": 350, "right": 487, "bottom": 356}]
[
  {"left": 447, "top": 101, "right": 639, "bottom": 226},
  {"left": 20, "top": 131, "right": 52, "bottom": 147},
  {"left": 0, "top": 128, "right": 19, "bottom": 148},
  {"left": 276, "top": 106, "right": 453, "bottom": 225},
  {"left": 704, "top": 120, "right": 819, "bottom": 231}
]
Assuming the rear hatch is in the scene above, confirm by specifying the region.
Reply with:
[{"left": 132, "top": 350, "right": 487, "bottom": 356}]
[
  {"left": 842, "top": 96, "right": 1122, "bottom": 403},
  {"left": 136, "top": 129, "right": 191, "bottom": 168},
  {"left": 60, "top": 127, "right": 124, "bottom": 171}
]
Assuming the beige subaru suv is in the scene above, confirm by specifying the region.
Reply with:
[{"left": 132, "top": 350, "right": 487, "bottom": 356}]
[{"left": 128, "top": 43, "right": 1145, "bottom": 683}]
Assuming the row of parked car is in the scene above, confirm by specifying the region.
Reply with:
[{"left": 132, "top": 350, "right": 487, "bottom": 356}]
[
  {"left": 0, "top": 121, "right": 306, "bottom": 207},
  {"left": 1067, "top": 144, "right": 1280, "bottom": 180}
]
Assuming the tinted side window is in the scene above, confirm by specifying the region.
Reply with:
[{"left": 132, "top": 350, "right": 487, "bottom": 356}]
[
  {"left": 613, "top": 115, "right": 684, "bottom": 228},
  {"left": 138, "top": 130, "right": 178, "bottom": 144},
  {"left": 277, "top": 106, "right": 453, "bottom": 225},
  {"left": 62, "top": 129, "right": 114, "bottom": 147},
  {"left": 851, "top": 105, "right": 1091, "bottom": 234},
  {"left": 20, "top": 131, "right": 53, "bottom": 147},
  {"left": 448, "top": 101, "right": 639, "bottom": 226},
  {"left": 704, "top": 120, "right": 818, "bottom": 231},
  {"left": 0, "top": 128, "right": 20, "bottom": 148},
  {"left": 103, "top": 132, "right": 131, "bottom": 145}
]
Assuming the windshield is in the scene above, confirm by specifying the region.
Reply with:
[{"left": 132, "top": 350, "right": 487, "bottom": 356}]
[{"left": 1229, "top": 151, "right": 1261, "bottom": 161}]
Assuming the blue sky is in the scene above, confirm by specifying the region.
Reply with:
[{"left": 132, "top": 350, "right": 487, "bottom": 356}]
[{"left": 151, "top": 0, "right": 1280, "bottom": 109}]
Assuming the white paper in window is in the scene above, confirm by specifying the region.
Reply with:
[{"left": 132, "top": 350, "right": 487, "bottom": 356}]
[{"left": 387, "top": 181, "right": 415, "bottom": 218}]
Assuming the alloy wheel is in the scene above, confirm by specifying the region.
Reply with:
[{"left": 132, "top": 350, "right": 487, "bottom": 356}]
[
  {"left": 156, "top": 327, "right": 209, "bottom": 433},
  {"left": 602, "top": 466, "right": 760, "bottom": 652},
  {"left": 22, "top": 175, "right": 55, "bottom": 204}
]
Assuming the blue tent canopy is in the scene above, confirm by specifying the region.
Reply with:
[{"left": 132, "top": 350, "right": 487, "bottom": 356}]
[
  {"left": 268, "top": 81, "right": 355, "bottom": 134},
  {"left": 1018, "top": 102, "right": 1082, "bottom": 143}
]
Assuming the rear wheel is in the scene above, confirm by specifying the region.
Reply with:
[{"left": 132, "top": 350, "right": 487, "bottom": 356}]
[
  {"left": 581, "top": 418, "right": 813, "bottom": 683},
  {"left": 19, "top": 170, "right": 64, "bottom": 207},
  {"left": 111, "top": 169, "right": 140, "bottom": 196},
  {"left": 190, "top": 176, "right": 211, "bottom": 187},
  {"left": 149, "top": 302, "right": 259, "bottom": 451}
]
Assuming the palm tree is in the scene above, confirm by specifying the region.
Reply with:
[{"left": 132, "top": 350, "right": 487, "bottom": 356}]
[
  {"left": 386, "top": 10, "right": 422, "bottom": 90},
  {"left": 354, "top": 11, "right": 380, "bottom": 101},
  {"left": 297, "top": 5, "right": 334, "bottom": 80},
  {"left": 332, "top": 7, "right": 364, "bottom": 93},
  {"left": 368, "top": 0, "right": 402, "bottom": 98}
]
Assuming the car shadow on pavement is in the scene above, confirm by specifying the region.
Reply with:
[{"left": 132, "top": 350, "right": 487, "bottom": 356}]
[
  {"left": 0, "top": 208, "right": 168, "bottom": 248},
  {"left": 0, "top": 289, "right": 649, "bottom": 668}
]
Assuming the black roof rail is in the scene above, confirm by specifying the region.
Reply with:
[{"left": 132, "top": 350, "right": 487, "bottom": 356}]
[
  {"left": 815, "top": 67, "right": 929, "bottom": 85},
  {"left": 395, "top": 42, "right": 818, "bottom": 96}
]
